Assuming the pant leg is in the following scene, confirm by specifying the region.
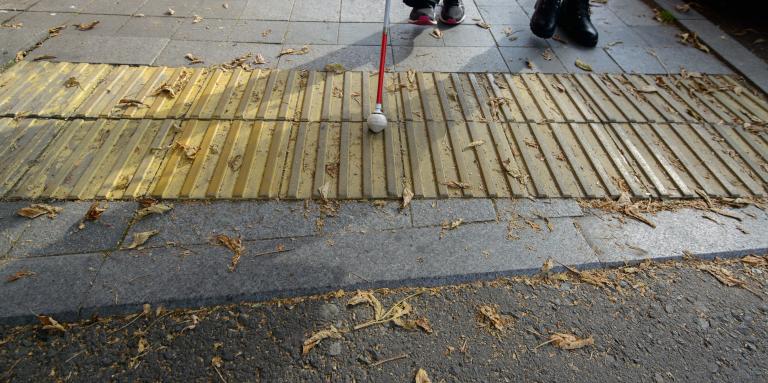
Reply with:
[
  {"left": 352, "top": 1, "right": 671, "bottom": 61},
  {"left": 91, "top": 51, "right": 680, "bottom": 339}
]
[{"left": 404, "top": 0, "right": 439, "bottom": 8}]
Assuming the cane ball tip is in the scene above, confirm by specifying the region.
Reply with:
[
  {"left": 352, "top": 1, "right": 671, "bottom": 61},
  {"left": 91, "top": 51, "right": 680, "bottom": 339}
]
[{"left": 367, "top": 112, "right": 387, "bottom": 133}]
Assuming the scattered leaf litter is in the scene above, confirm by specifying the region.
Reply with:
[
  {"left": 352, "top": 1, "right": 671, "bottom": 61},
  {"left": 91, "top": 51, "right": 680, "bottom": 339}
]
[
  {"left": 477, "top": 304, "right": 508, "bottom": 331},
  {"left": 6, "top": 270, "right": 36, "bottom": 283},
  {"left": 278, "top": 45, "right": 310, "bottom": 57},
  {"left": 135, "top": 203, "right": 173, "bottom": 220},
  {"left": 17, "top": 204, "right": 62, "bottom": 219},
  {"left": 302, "top": 325, "right": 342, "bottom": 356},
  {"left": 545, "top": 332, "right": 595, "bottom": 350},
  {"left": 37, "top": 315, "right": 66, "bottom": 332},
  {"left": 415, "top": 368, "right": 432, "bottom": 383},
  {"left": 74, "top": 20, "right": 99, "bottom": 31},
  {"left": 126, "top": 230, "right": 158, "bottom": 249},
  {"left": 215, "top": 234, "right": 245, "bottom": 272}
]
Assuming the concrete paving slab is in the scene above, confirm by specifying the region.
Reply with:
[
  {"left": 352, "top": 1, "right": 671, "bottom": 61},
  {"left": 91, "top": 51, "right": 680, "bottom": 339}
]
[
  {"left": 439, "top": 24, "right": 496, "bottom": 47},
  {"left": 172, "top": 18, "right": 233, "bottom": 41},
  {"left": 337, "top": 22, "right": 381, "bottom": 46},
  {"left": 125, "top": 201, "right": 319, "bottom": 249},
  {"left": 59, "top": 14, "right": 131, "bottom": 36},
  {"left": 321, "top": 201, "right": 411, "bottom": 234},
  {"left": 392, "top": 46, "right": 508, "bottom": 72},
  {"left": 153, "top": 40, "right": 281, "bottom": 67},
  {"left": 5, "top": 11, "right": 75, "bottom": 30},
  {"left": 136, "top": 0, "right": 204, "bottom": 18},
  {"left": 605, "top": 45, "right": 666, "bottom": 73},
  {"left": 28, "top": 34, "right": 169, "bottom": 65},
  {"left": 0, "top": 252, "right": 103, "bottom": 324},
  {"left": 339, "top": 0, "right": 426, "bottom": 24},
  {"left": 228, "top": 19, "right": 288, "bottom": 44},
  {"left": 500, "top": 46, "right": 569, "bottom": 73},
  {"left": 477, "top": 5, "right": 530, "bottom": 25},
  {"left": 490, "top": 24, "right": 549, "bottom": 48},
  {"left": 608, "top": 0, "right": 659, "bottom": 26},
  {"left": 29, "top": 0, "right": 95, "bottom": 13},
  {"left": 81, "top": 0, "right": 148, "bottom": 15},
  {"left": 195, "top": 0, "right": 247, "bottom": 19},
  {"left": 390, "top": 24, "right": 444, "bottom": 47},
  {"left": 0, "top": 10, "right": 20, "bottom": 22},
  {"left": 0, "top": 0, "right": 38, "bottom": 11},
  {"left": 652, "top": 0, "right": 706, "bottom": 20},
  {"left": 551, "top": 46, "right": 623, "bottom": 73},
  {"left": 9, "top": 201, "right": 137, "bottom": 258},
  {"left": 0, "top": 27, "right": 47, "bottom": 65},
  {"left": 277, "top": 44, "right": 393, "bottom": 71},
  {"left": 577, "top": 206, "right": 768, "bottom": 264},
  {"left": 632, "top": 24, "right": 684, "bottom": 47},
  {"left": 242, "top": 0, "right": 294, "bottom": 21},
  {"left": 496, "top": 199, "right": 584, "bottom": 220},
  {"left": 284, "top": 22, "right": 339, "bottom": 45},
  {"left": 115, "top": 15, "right": 185, "bottom": 39},
  {"left": 82, "top": 219, "right": 598, "bottom": 318},
  {"left": 411, "top": 199, "right": 496, "bottom": 227},
  {"left": 651, "top": 45, "right": 733, "bottom": 74},
  {"left": 0, "top": 202, "right": 32, "bottom": 258},
  {"left": 290, "top": 0, "right": 340, "bottom": 22}
]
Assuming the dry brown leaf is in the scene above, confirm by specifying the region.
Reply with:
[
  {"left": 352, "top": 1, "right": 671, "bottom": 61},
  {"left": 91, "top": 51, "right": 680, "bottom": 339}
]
[
  {"left": 348, "top": 291, "right": 385, "bottom": 319},
  {"left": 443, "top": 180, "right": 471, "bottom": 189},
  {"left": 138, "top": 338, "right": 149, "bottom": 354},
  {"left": 402, "top": 187, "right": 414, "bottom": 209},
  {"left": 549, "top": 332, "right": 594, "bottom": 350},
  {"left": 153, "top": 70, "right": 191, "bottom": 98},
  {"left": 6, "top": 270, "right": 36, "bottom": 283},
  {"left": 17, "top": 204, "right": 62, "bottom": 219},
  {"left": 74, "top": 20, "right": 100, "bottom": 31},
  {"left": 184, "top": 53, "right": 204, "bottom": 64},
  {"left": 15, "top": 51, "right": 26, "bottom": 62},
  {"left": 302, "top": 325, "right": 342, "bottom": 356},
  {"left": 37, "top": 315, "right": 66, "bottom": 332},
  {"left": 741, "top": 255, "right": 768, "bottom": 267},
  {"left": 117, "top": 98, "right": 148, "bottom": 108},
  {"left": 166, "top": 8, "right": 175, "bottom": 15},
  {"left": 84, "top": 201, "right": 107, "bottom": 221},
  {"left": 48, "top": 25, "right": 66, "bottom": 36},
  {"left": 126, "top": 230, "right": 158, "bottom": 249},
  {"left": 211, "top": 355, "right": 223, "bottom": 368},
  {"left": 476, "top": 22, "right": 491, "bottom": 29},
  {"left": 318, "top": 182, "right": 331, "bottom": 201},
  {"left": 192, "top": 15, "right": 203, "bottom": 23},
  {"left": 525, "top": 59, "right": 535, "bottom": 70},
  {"left": 464, "top": 140, "right": 485, "bottom": 150},
  {"left": 181, "top": 314, "right": 200, "bottom": 332},
  {"left": 430, "top": 28, "right": 443, "bottom": 39},
  {"left": 135, "top": 203, "right": 173, "bottom": 220},
  {"left": 261, "top": 28, "right": 272, "bottom": 37},
  {"left": 1, "top": 22, "right": 23, "bottom": 29},
  {"left": 351, "top": 291, "right": 423, "bottom": 330},
  {"left": 63, "top": 76, "right": 80, "bottom": 88},
  {"left": 698, "top": 264, "right": 746, "bottom": 287},
  {"left": 216, "top": 234, "right": 245, "bottom": 272},
  {"left": 415, "top": 368, "right": 432, "bottom": 383},
  {"left": 477, "top": 305, "right": 506, "bottom": 331},
  {"left": 542, "top": 48, "right": 554, "bottom": 61},
  {"left": 541, "top": 258, "right": 554, "bottom": 273},
  {"left": 173, "top": 141, "right": 200, "bottom": 159},
  {"left": 675, "top": 3, "right": 690, "bottom": 12},
  {"left": 278, "top": 45, "right": 310, "bottom": 57},
  {"left": 574, "top": 59, "right": 593, "bottom": 72}
]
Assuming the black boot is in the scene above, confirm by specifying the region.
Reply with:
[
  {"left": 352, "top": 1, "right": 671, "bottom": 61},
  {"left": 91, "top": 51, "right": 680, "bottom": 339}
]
[
  {"left": 558, "top": 0, "right": 598, "bottom": 47},
  {"left": 530, "top": 0, "right": 561, "bottom": 39}
]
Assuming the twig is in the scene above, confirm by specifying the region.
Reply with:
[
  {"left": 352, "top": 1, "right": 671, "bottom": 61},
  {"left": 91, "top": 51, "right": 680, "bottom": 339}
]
[
  {"left": 353, "top": 291, "right": 424, "bottom": 330},
  {"left": 349, "top": 272, "right": 370, "bottom": 282},
  {"left": 251, "top": 248, "right": 293, "bottom": 257},
  {"left": 369, "top": 353, "right": 408, "bottom": 367},
  {"left": 65, "top": 350, "right": 84, "bottom": 364},
  {"left": 213, "top": 365, "right": 227, "bottom": 383},
  {"left": 109, "top": 312, "right": 146, "bottom": 334},
  {"left": 646, "top": 48, "right": 670, "bottom": 75}
]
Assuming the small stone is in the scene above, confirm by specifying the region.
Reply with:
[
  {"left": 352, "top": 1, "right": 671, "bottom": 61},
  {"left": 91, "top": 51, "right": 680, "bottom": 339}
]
[
  {"left": 696, "top": 317, "right": 710, "bottom": 331},
  {"left": 745, "top": 342, "right": 757, "bottom": 351},
  {"left": 318, "top": 303, "right": 340, "bottom": 321},
  {"left": 664, "top": 304, "right": 674, "bottom": 314},
  {"left": 559, "top": 282, "right": 572, "bottom": 291},
  {"left": 708, "top": 363, "right": 719, "bottom": 374},
  {"left": 222, "top": 350, "right": 235, "bottom": 361},
  {"left": 619, "top": 280, "right": 630, "bottom": 288},
  {"left": 328, "top": 341, "right": 342, "bottom": 356},
  {"left": 654, "top": 372, "right": 664, "bottom": 383}
]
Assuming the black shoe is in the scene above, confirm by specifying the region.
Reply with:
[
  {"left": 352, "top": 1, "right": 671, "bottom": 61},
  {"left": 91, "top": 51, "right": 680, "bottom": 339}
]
[
  {"left": 558, "top": 0, "right": 598, "bottom": 47},
  {"left": 530, "top": 0, "right": 561, "bottom": 39},
  {"left": 439, "top": 0, "right": 465, "bottom": 25},
  {"left": 409, "top": 6, "right": 437, "bottom": 25}
]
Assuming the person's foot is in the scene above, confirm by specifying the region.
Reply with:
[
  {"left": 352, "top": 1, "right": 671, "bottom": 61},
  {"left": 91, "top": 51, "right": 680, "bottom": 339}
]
[
  {"left": 409, "top": 6, "right": 437, "bottom": 25},
  {"left": 558, "top": 0, "right": 598, "bottom": 47},
  {"left": 530, "top": 0, "right": 561, "bottom": 39},
  {"left": 439, "top": 0, "right": 465, "bottom": 25}
]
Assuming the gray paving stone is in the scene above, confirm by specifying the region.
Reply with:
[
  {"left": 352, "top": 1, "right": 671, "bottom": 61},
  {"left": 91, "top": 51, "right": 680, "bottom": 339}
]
[
  {"left": 411, "top": 199, "right": 496, "bottom": 227},
  {"left": 9, "top": 201, "right": 137, "bottom": 258},
  {"left": 652, "top": 0, "right": 705, "bottom": 20},
  {"left": 0, "top": 252, "right": 103, "bottom": 324},
  {"left": 59, "top": 14, "right": 131, "bottom": 36},
  {"left": 82, "top": 219, "right": 597, "bottom": 317},
  {"left": 392, "top": 46, "right": 508, "bottom": 72},
  {"left": 29, "top": 0, "right": 95, "bottom": 13},
  {"left": 172, "top": 17, "right": 232, "bottom": 41},
  {"left": 0, "top": 27, "right": 47, "bottom": 65},
  {"left": 551, "top": 46, "right": 623, "bottom": 73},
  {"left": 651, "top": 45, "right": 732, "bottom": 74},
  {"left": 490, "top": 24, "right": 549, "bottom": 48},
  {"left": 28, "top": 34, "right": 169, "bottom": 64},
  {"left": 136, "top": 0, "right": 204, "bottom": 17},
  {"left": 390, "top": 24, "right": 444, "bottom": 47},
  {"left": 0, "top": 10, "right": 20, "bottom": 22},
  {"left": 242, "top": 0, "right": 294, "bottom": 21},
  {"left": 0, "top": 0, "right": 38, "bottom": 11},
  {"left": 290, "top": 0, "right": 340, "bottom": 22},
  {"left": 153, "top": 40, "right": 281, "bottom": 67},
  {"left": 277, "top": 44, "right": 393, "bottom": 71},
  {"left": 0, "top": 202, "right": 32, "bottom": 257},
  {"left": 125, "top": 201, "right": 319, "bottom": 249},
  {"left": 321, "top": 201, "right": 411, "bottom": 234},
  {"left": 228, "top": 19, "right": 287, "bottom": 44},
  {"left": 605, "top": 45, "right": 666, "bottom": 73},
  {"left": 339, "top": 0, "right": 422, "bottom": 24},
  {"left": 477, "top": 5, "right": 530, "bottom": 25},
  {"left": 440, "top": 24, "right": 496, "bottom": 47},
  {"left": 500, "top": 46, "right": 568, "bottom": 73},
  {"left": 5, "top": 11, "right": 75, "bottom": 30},
  {"left": 577, "top": 206, "right": 768, "bottom": 264},
  {"left": 496, "top": 198, "right": 583, "bottom": 220},
  {"left": 81, "top": 0, "right": 148, "bottom": 15},
  {"left": 195, "top": 0, "right": 247, "bottom": 19},
  {"left": 588, "top": 3, "right": 625, "bottom": 24},
  {"left": 337, "top": 22, "right": 381, "bottom": 46},
  {"left": 632, "top": 24, "right": 684, "bottom": 47},
  {"left": 284, "top": 22, "right": 339, "bottom": 45},
  {"left": 115, "top": 16, "right": 185, "bottom": 38},
  {"left": 607, "top": 0, "right": 658, "bottom": 26}
]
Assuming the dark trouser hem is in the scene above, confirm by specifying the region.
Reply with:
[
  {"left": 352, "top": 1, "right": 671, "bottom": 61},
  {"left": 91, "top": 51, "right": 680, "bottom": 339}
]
[{"left": 404, "top": 0, "right": 439, "bottom": 8}]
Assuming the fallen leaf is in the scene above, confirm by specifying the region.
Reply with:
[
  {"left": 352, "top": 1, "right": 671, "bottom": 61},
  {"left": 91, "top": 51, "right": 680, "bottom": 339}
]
[
  {"left": 302, "top": 325, "right": 343, "bottom": 356},
  {"left": 48, "top": 25, "right": 66, "bottom": 36},
  {"left": 698, "top": 264, "right": 746, "bottom": 287},
  {"left": 318, "top": 182, "right": 331, "bottom": 201},
  {"left": 278, "top": 45, "right": 310, "bottom": 57},
  {"left": 63, "top": 76, "right": 80, "bottom": 88},
  {"left": 348, "top": 291, "right": 385, "bottom": 319},
  {"left": 181, "top": 314, "right": 200, "bottom": 332},
  {"left": 184, "top": 53, "right": 204, "bottom": 64},
  {"left": 138, "top": 338, "right": 149, "bottom": 353},
  {"left": 15, "top": 51, "right": 25, "bottom": 62},
  {"left": 477, "top": 305, "right": 506, "bottom": 331},
  {"left": 525, "top": 59, "right": 535, "bottom": 70},
  {"left": 261, "top": 29, "right": 272, "bottom": 37},
  {"left": 37, "top": 315, "right": 66, "bottom": 332},
  {"left": 542, "top": 48, "right": 554, "bottom": 61},
  {"left": 74, "top": 20, "right": 99, "bottom": 31},
  {"left": 1, "top": 22, "right": 23, "bottom": 29},
  {"left": 741, "top": 255, "right": 768, "bottom": 267},
  {"left": 17, "top": 204, "right": 62, "bottom": 219},
  {"left": 675, "top": 3, "right": 690, "bottom": 12},
  {"left": 135, "top": 203, "right": 173, "bottom": 220},
  {"left": 415, "top": 368, "right": 432, "bottom": 383},
  {"left": 173, "top": 141, "right": 200, "bottom": 159},
  {"left": 166, "top": 8, "right": 175, "bottom": 15},
  {"left": 402, "top": 187, "right": 414, "bottom": 209},
  {"left": 574, "top": 58, "right": 593, "bottom": 72},
  {"left": 192, "top": 15, "right": 203, "bottom": 23},
  {"left": 126, "top": 230, "right": 158, "bottom": 249},
  {"left": 350, "top": 291, "right": 424, "bottom": 330},
  {"left": 211, "top": 355, "right": 223, "bottom": 368},
  {"left": 476, "top": 22, "right": 491, "bottom": 29},
  {"left": 443, "top": 181, "right": 471, "bottom": 189},
  {"left": 430, "top": 28, "right": 443, "bottom": 39},
  {"left": 84, "top": 201, "right": 107, "bottom": 221},
  {"left": 117, "top": 98, "right": 148, "bottom": 108},
  {"left": 548, "top": 332, "right": 594, "bottom": 350},
  {"left": 254, "top": 53, "right": 266, "bottom": 64},
  {"left": 324, "top": 63, "right": 346, "bottom": 74},
  {"left": 216, "top": 234, "right": 245, "bottom": 272},
  {"left": 6, "top": 270, "right": 36, "bottom": 283},
  {"left": 153, "top": 70, "right": 191, "bottom": 98},
  {"left": 464, "top": 140, "right": 485, "bottom": 150},
  {"left": 541, "top": 258, "right": 554, "bottom": 273}
]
